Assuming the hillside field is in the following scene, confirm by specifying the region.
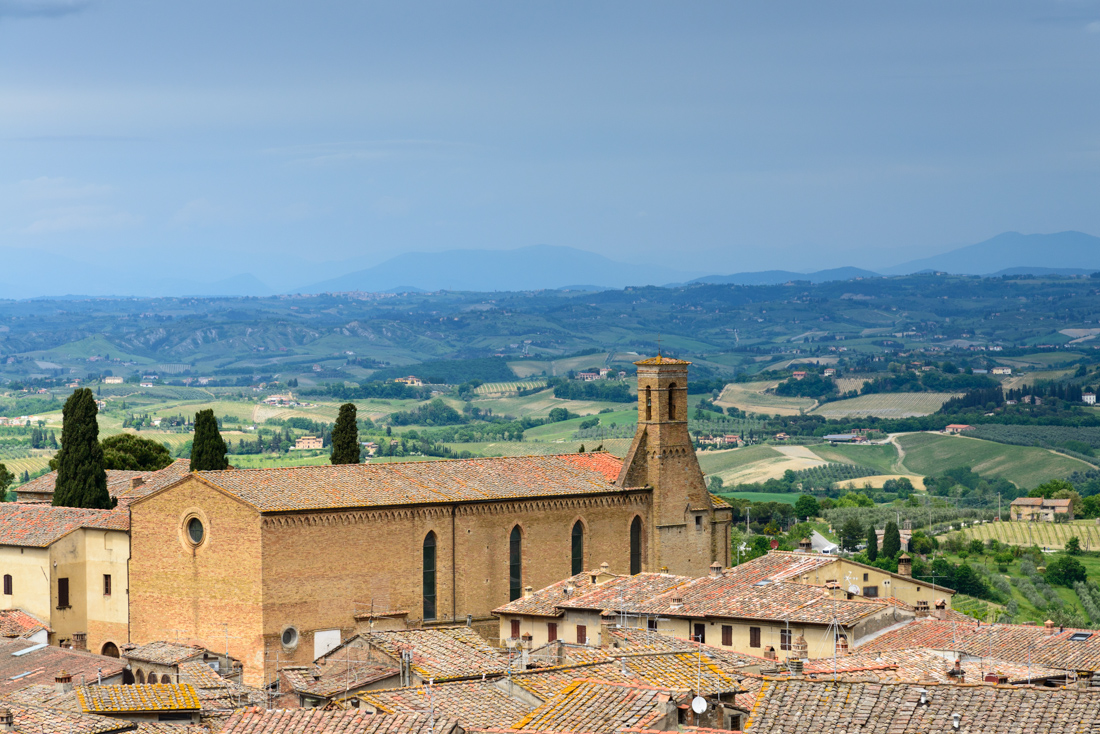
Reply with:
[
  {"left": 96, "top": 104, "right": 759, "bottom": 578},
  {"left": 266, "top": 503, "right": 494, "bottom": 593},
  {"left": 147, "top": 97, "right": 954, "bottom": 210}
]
[
  {"left": 716, "top": 381, "right": 815, "bottom": 416},
  {"left": 896, "top": 433, "right": 1094, "bottom": 489},
  {"left": 951, "top": 520, "right": 1100, "bottom": 551},
  {"left": 811, "top": 392, "right": 958, "bottom": 418}
]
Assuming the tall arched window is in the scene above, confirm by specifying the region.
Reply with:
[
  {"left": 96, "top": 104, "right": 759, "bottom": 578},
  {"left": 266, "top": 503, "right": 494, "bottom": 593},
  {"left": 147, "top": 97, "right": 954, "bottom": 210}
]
[
  {"left": 423, "top": 532, "right": 437, "bottom": 620},
  {"left": 630, "top": 517, "right": 643, "bottom": 575},
  {"left": 135, "top": 670, "right": 145, "bottom": 684},
  {"left": 645, "top": 386, "right": 652, "bottom": 421},
  {"left": 571, "top": 521, "right": 585, "bottom": 575},
  {"left": 509, "top": 526, "right": 523, "bottom": 601},
  {"left": 668, "top": 383, "right": 677, "bottom": 420}
]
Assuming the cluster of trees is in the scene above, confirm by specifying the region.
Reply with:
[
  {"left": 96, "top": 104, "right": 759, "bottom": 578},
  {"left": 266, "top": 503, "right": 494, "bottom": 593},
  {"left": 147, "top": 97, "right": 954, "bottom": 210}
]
[
  {"left": 388, "top": 399, "right": 468, "bottom": 427},
  {"left": 774, "top": 372, "right": 837, "bottom": 399},
  {"left": 28, "top": 427, "right": 57, "bottom": 449},
  {"left": 370, "top": 357, "right": 515, "bottom": 385},
  {"left": 940, "top": 387, "right": 1004, "bottom": 413},
  {"left": 861, "top": 370, "right": 997, "bottom": 395},
  {"left": 549, "top": 377, "right": 633, "bottom": 403},
  {"left": 305, "top": 381, "right": 426, "bottom": 402},
  {"left": 1008, "top": 380, "right": 1087, "bottom": 404},
  {"left": 924, "top": 467, "right": 1020, "bottom": 502}
]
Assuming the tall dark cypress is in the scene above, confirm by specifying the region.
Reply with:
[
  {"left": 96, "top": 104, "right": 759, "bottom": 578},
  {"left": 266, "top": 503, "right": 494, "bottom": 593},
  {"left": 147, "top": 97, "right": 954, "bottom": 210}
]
[
  {"left": 191, "top": 409, "right": 229, "bottom": 471},
  {"left": 53, "top": 389, "right": 111, "bottom": 509},
  {"left": 882, "top": 520, "right": 902, "bottom": 559},
  {"left": 330, "top": 403, "right": 360, "bottom": 465},
  {"left": 866, "top": 524, "right": 879, "bottom": 562}
]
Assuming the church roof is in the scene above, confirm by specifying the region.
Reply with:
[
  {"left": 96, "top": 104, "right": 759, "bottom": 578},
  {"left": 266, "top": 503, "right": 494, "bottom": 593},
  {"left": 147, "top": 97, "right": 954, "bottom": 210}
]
[
  {"left": 185, "top": 453, "right": 630, "bottom": 513},
  {"left": 15, "top": 460, "right": 190, "bottom": 508},
  {"left": 634, "top": 355, "right": 691, "bottom": 366}
]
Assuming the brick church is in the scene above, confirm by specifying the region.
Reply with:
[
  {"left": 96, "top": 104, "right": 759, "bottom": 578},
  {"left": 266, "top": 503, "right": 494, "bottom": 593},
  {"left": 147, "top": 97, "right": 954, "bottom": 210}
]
[{"left": 129, "top": 356, "right": 732, "bottom": 685}]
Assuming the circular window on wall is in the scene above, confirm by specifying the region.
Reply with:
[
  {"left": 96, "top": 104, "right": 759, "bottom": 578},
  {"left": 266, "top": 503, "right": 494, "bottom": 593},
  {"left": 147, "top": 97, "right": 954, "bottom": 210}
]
[
  {"left": 186, "top": 517, "right": 205, "bottom": 545},
  {"left": 281, "top": 627, "right": 299, "bottom": 649}
]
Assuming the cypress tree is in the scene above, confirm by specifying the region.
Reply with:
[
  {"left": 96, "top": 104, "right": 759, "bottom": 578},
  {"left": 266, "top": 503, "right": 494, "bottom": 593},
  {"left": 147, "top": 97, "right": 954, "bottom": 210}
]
[
  {"left": 866, "top": 524, "right": 878, "bottom": 562},
  {"left": 191, "top": 409, "right": 229, "bottom": 471},
  {"left": 882, "top": 520, "right": 902, "bottom": 559},
  {"left": 53, "top": 388, "right": 111, "bottom": 509},
  {"left": 330, "top": 403, "right": 360, "bottom": 465}
]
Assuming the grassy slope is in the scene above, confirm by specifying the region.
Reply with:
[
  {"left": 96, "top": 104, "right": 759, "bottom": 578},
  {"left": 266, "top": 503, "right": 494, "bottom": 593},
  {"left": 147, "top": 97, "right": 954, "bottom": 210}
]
[
  {"left": 810, "top": 443, "right": 901, "bottom": 474},
  {"left": 697, "top": 445, "right": 784, "bottom": 475},
  {"left": 811, "top": 392, "right": 957, "bottom": 418},
  {"left": 717, "top": 491, "right": 798, "bottom": 505},
  {"left": 897, "top": 433, "right": 1093, "bottom": 489}
]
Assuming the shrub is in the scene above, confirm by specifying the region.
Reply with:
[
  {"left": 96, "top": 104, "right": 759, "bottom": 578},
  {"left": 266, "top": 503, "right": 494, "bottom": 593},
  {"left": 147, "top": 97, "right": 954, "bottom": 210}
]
[{"left": 1046, "top": 555, "right": 1088, "bottom": 587}]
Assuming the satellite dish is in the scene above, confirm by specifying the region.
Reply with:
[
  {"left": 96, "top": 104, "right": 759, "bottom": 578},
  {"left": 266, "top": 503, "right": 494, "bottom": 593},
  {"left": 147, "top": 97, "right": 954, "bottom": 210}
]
[
  {"left": 848, "top": 584, "right": 861, "bottom": 595},
  {"left": 691, "top": 696, "right": 707, "bottom": 714}
]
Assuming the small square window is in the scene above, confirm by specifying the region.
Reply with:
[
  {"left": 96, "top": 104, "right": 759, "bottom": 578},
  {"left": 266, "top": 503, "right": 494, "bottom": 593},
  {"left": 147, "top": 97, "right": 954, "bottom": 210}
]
[
  {"left": 103, "top": 574, "right": 112, "bottom": 596},
  {"left": 863, "top": 573, "right": 868, "bottom": 582}
]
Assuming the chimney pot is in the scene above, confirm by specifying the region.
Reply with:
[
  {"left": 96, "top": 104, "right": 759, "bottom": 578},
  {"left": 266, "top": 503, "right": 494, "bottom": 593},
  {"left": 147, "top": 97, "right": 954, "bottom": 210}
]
[
  {"left": 55, "top": 670, "right": 73, "bottom": 694},
  {"left": 523, "top": 585, "right": 533, "bottom": 599},
  {"left": 0, "top": 707, "right": 12, "bottom": 732},
  {"left": 764, "top": 646, "right": 776, "bottom": 661},
  {"left": 1045, "top": 619, "right": 1055, "bottom": 631},
  {"left": 709, "top": 562, "right": 722, "bottom": 577},
  {"left": 71, "top": 632, "right": 87, "bottom": 651},
  {"left": 898, "top": 553, "right": 912, "bottom": 578}
]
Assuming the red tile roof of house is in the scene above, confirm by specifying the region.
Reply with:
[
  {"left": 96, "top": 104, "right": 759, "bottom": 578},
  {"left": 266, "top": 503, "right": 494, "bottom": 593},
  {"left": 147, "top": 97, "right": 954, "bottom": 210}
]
[
  {"left": 15, "top": 460, "right": 190, "bottom": 508},
  {"left": 0, "top": 638, "right": 126, "bottom": 697},
  {"left": 155, "top": 454, "right": 632, "bottom": 513},
  {"left": 0, "top": 610, "right": 50, "bottom": 639},
  {"left": 361, "top": 680, "right": 532, "bottom": 729},
  {"left": 744, "top": 677, "right": 1100, "bottom": 734},
  {"left": 77, "top": 683, "right": 201, "bottom": 713},
  {"left": 0, "top": 701, "right": 134, "bottom": 734},
  {"left": 219, "top": 708, "right": 462, "bottom": 734},
  {"left": 282, "top": 660, "right": 398, "bottom": 698},
  {"left": 122, "top": 641, "right": 206, "bottom": 666},
  {"left": 344, "top": 627, "right": 509, "bottom": 682},
  {"left": 0, "top": 504, "right": 129, "bottom": 548},
  {"left": 1010, "top": 497, "right": 1071, "bottom": 507},
  {"left": 510, "top": 679, "right": 684, "bottom": 732}
]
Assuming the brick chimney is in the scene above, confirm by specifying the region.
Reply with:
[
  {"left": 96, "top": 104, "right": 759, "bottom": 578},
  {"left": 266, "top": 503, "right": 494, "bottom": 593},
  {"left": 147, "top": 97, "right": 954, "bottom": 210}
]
[
  {"left": 71, "top": 632, "right": 87, "bottom": 652},
  {"left": 836, "top": 636, "right": 849, "bottom": 656},
  {"left": 0, "top": 708, "right": 12, "bottom": 733},
  {"left": 763, "top": 646, "right": 776, "bottom": 661},
  {"left": 1045, "top": 619, "right": 1055, "bottom": 632},
  {"left": 55, "top": 670, "right": 72, "bottom": 695},
  {"left": 709, "top": 562, "right": 722, "bottom": 578},
  {"left": 934, "top": 599, "right": 947, "bottom": 621},
  {"left": 798, "top": 536, "right": 812, "bottom": 553},
  {"left": 898, "top": 553, "right": 912, "bottom": 578},
  {"left": 792, "top": 635, "right": 809, "bottom": 659}
]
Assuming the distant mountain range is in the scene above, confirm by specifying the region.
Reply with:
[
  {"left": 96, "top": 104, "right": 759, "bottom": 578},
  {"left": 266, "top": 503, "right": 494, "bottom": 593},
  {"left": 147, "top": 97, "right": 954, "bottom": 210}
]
[
  {"left": 297, "top": 245, "right": 706, "bottom": 294},
  {"left": 3, "top": 231, "right": 1100, "bottom": 299}
]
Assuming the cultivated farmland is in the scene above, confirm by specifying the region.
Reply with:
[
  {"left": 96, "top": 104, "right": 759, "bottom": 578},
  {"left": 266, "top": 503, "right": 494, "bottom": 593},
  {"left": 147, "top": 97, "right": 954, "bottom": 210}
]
[
  {"left": 896, "top": 433, "right": 1093, "bottom": 489},
  {"left": 951, "top": 520, "right": 1100, "bottom": 551},
  {"left": 716, "top": 381, "right": 816, "bottom": 416},
  {"left": 810, "top": 392, "right": 958, "bottom": 418},
  {"left": 473, "top": 380, "right": 547, "bottom": 395}
]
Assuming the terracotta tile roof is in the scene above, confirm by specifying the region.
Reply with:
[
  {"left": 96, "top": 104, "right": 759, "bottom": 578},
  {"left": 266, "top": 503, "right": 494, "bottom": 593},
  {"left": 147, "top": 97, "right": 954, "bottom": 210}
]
[
  {"left": 744, "top": 677, "right": 1100, "bottom": 734},
  {"left": 494, "top": 573, "right": 590, "bottom": 618},
  {"left": 282, "top": 660, "right": 398, "bottom": 698},
  {"left": 0, "top": 610, "right": 50, "bottom": 639},
  {"left": 182, "top": 454, "right": 631, "bottom": 513},
  {"left": 15, "top": 460, "right": 190, "bottom": 507},
  {"left": 721, "top": 552, "right": 836, "bottom": 585},
  {"left": 602, "top": 628, "right": 701, "bottom": 654},
  {"left": 505, "top": 662, "right": 637, "bottom": 701},
  {"left": 352, "top": 627, "right": 509, "bottom": 682},
  {"left": 0, "top": 638, "right": 126, "bottom": 696},
  {"left": 77, "top": 683, "right": 200, "bottom": 713},
  {"left": 122, "top": 641, "right": 206, "bottom": 666},
  {"left": 634, "top": 356, "right": 691, "bottom": 366},
  {"left": 0, "top": 504, "right": 129, "bottom": 547},
  {"left": 798, "top": 648, "right": 1065, "bottom": 684},
  {"left": 175, "top": 660, "right": 226, "bottom": 689},
  {"left": 133, "top": 723, "right": 208, "bottom": 734},
  {"left": 556, "top": 574, "right": 693, "bottom": 614},
  {"left": 633, "top": 576, "right": 888, "bottom": 626},
  {"left": 615, "top": 651, "right": 745, "bottom": 694},
  {"left": 361, "top": 679, "right": 532, "bottom": 728},
  {"left": 0, "top": 700, "right": 135, "bottom": 734},
  {"left": 219, "top": 708, "right": 462, "bottom": 734},
  {"left": 509, "top": 678, "right": 683, "bottom": 732}
]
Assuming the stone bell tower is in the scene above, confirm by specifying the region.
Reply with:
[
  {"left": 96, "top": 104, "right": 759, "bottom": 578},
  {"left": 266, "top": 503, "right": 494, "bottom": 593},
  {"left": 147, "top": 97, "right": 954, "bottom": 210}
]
[{"left": 616, "top": 355, "right": 731, "bottom": 576}]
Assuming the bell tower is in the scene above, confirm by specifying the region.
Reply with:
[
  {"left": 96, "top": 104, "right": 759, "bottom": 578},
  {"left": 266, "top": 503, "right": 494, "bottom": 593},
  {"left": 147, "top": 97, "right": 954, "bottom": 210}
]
[{"left": 615, "top": 355, "right": 730, "bottom": 576}]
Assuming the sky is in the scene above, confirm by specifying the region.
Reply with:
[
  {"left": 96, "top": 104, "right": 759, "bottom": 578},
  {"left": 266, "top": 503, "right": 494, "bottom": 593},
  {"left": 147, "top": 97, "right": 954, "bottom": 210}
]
[{"left": 3, "top": 1, "right": 1100, "bottom": 294}]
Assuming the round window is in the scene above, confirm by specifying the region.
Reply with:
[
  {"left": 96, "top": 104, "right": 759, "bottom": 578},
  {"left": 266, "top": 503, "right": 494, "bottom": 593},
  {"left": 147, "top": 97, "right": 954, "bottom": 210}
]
[
  {"left": 281, "top": 627, "right": 299, "bottom": 648},
  {"left": 187, "top": 518, "right": 204, "bottom": 545}
]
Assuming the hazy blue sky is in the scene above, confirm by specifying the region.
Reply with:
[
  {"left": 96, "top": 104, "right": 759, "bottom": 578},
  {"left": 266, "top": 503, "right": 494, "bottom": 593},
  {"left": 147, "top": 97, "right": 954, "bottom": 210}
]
[{"left": 3, "top": 1, "right": 1100, "bottom": 291}]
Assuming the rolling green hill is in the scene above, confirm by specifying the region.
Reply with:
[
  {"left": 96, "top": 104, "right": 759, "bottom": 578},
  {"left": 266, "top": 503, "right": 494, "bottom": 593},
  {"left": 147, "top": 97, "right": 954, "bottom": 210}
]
[{"left": 896, "top": 433, "right": 1094, "bottom": 489}]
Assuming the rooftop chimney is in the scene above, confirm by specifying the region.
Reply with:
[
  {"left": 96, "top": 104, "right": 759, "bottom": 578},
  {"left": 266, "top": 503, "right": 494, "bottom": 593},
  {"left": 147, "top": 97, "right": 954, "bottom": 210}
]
[
  {"left": 934, "top": 599, "right": 947, "bottom": 621},
  {"left": 764, "top": 646, "right": 776, "bottom": 661},
  {"left": 792, "top": 635, "right": 809, "bottom": 659},
  {"left": 798, "top": 536, "right": 812, "bottom": 553},
  {"left": 0, "top": 707, "right": 12, "bottom": 733},
  {"left": 130, "top": 477, "right": 145, "bottom": 490},
  {"left": 55, "top": 670, "right": 73, "bottom": 695},
  {"left": 71, "top": 632, "right": 87, "bottom": 652},
  {"left": 836, "top": 636, "right": 849, "bottom": 656},
  {"left": 1045, "top": 619, "right": 1055, "bottom": 632},
  {"left": 523, "top": 585, "right": 533, "bottom": 599},
  {"left": 947, "top": 659, "right": 964, "bottom": 682},
  {"left": 670, "top": 596, "right": 684, "bottom": 610},
  {"left": 709, "top": 562, "right": 722, "bottom": 578},
  {"left": 898, "top": 553, "right": 912, "bottom": 578}
]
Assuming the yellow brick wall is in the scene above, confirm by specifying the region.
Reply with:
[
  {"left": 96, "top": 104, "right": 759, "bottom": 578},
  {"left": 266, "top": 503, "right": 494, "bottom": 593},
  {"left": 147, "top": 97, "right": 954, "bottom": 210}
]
[{"left": 129, "top": 477, "right": 266, "bottom": 686}]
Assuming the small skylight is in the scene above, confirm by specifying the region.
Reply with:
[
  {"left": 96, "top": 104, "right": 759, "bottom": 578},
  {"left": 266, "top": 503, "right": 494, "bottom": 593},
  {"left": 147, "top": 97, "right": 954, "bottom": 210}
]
[
  {"left": 754, "top": 580, "right": 772, "bottom": 586},
  {"left": 1069, "top": 632, "right": 1092, "bottom": 642}
]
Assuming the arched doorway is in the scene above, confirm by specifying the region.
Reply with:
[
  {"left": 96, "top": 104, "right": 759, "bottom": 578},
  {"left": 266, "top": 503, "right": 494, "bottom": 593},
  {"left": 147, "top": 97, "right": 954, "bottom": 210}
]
[{"left": 101, "top": 642, "right": 120, "bottom": 658}]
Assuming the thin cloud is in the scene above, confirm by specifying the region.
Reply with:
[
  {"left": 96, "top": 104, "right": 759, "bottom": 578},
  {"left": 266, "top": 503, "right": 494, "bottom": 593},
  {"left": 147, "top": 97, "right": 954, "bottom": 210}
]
[
  {"left": 0, "top": 0, "right": 91, "bottom": 18},
  {"left": 1087, "top": 21, "right": 1100, "bottom": 33},
  {"left": 17, "top": 176, "right": 113, "bottom": 201},
  {"left": 21, "top": 205, "right": 139, "bottom": 234},
  {"left": 265, "top": 140, "right": 477, "bottom": 168}
]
